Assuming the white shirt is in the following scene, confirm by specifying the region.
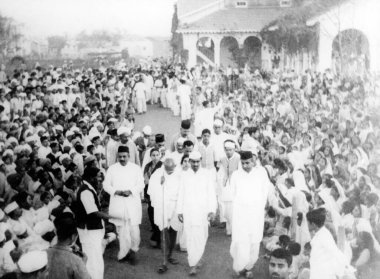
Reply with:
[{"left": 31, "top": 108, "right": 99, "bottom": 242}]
[
  {"left": 148, "top": 167, "right": 181, "bottom": 230},
  {"left": 230, "top": 166, "right": 272, "bottom": 243},
  {"left": 177, "top": 168, "right": 217, "bottom": 226},
  {"left": 104, "top": 162, "right": 144, "bottom": 226},
  {"left": 310, "top": 226, "right": 350, "bottom": 279},
  {"left": 134, "top": 82, "right": 146, "bottom": 100}
]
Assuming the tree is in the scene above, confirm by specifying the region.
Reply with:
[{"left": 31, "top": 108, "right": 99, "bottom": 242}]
[
  {"left": 121, "top": 48, "right": 130, "bottom": 60},
  {"left": 170, "top": 4, "right": 185, "bottom": 62},
  {"left": 76, "top": 30, "right": 123, "bottom": 49},
  {"left": 47, "top": 35, "right": 67, "bottom": 57},
  {"left": 0, "top": 14, "right": 23, "bottom": 59}
]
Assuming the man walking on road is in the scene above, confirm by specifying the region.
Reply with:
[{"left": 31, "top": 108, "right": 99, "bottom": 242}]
[
  {"left": 229, "top": 151, "right": 272, "bottom": 278},
  {"left": 104, "top": 146, "right": 144, "bottom": 265},
  {"left": 177, "top": 151, "right": 217, "bottom": 276},
  {"left": 148, "top": 157, "right": 181, "bottom": 273}
]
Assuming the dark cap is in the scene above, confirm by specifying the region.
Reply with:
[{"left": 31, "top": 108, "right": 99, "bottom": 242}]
[
  {"left": 240, "top": 151, "right": 253, "bottom": 160},
  {"left": 107, "top": 129, "right": 117, "bottom": 136},
  {"left": 155, "top": 134, "right": 165, "bottom": 144},
  {"left": 118, "top": 145, "right": 129, "bottom": 153},
  {"left": 181, "top": 120, "right": 191, "bottom": 130}
]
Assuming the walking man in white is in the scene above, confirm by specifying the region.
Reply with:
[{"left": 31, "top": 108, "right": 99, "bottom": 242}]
[
  {"left": 103, "top": 146, "right": 144, "bottom": 264},
  {"left": 217, "top": 140, "right": 240, "bottom": 235},
  {"left": 148, "top": 157, "right": 181, "bottom": 273},
  {"left": 229, "top": 151, "right": 272, "bottom": 278},
  {"left": 177, "top": 151, "right": 217, "bottom": 276}
]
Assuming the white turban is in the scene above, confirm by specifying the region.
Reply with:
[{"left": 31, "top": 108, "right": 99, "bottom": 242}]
[
  {"left": 117, "top": 127, "right": 131, "bottom": 136},
  {"left": 213, "top": 119, "right": 223, "bottom": 127},
  {"left": 18, "top": 250, "right": 48, "bottom": 273},
  {"left": 143, "top": 125, "right": 152, "bottom": 136}
]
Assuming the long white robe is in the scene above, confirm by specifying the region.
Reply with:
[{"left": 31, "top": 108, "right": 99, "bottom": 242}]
[
  {"left": 229, "top": 166, "right": 271, "bottom": 272},
  {"left": 103, "top": 162, "right": 144, "bottom": 259},
  {"left": 177, "top": 168, "right": 217, "bottom": 266},
  {"left": 148, "top": 167, "right": 180, "bottom": 231},
  {"left": 177, "top": 83, "right": 192, "bottom": 121}
]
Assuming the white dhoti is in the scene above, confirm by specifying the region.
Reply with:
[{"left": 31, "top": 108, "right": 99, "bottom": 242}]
[
  {"left": 230, "top": 236, "right": 260, "bottom": 272},
  {"left": 152, "top": 88, "right": 159, "bottom": 104},
  {"left": 223, "top": 201, "right": 233, "bottom": 235},
  {"left": 116, "top": 219, "right": 140, "bottom": 260},
  {"left": 180, "top": 102, "right": 192, "bottom": 120},
  {"left": 172, "top": 101, "right": 180, "bottom": 116},
  {"left": 145, "top": 88, "right": 152, "bottom": 102},
  {"left": 176, "top": 223, "right": 187, "bottom": 250},
  {"left": 136, "top": 98, "right": 147, "bottom": 113},
  {"left": 186, "top": 224, "right": 208, "bottom": 267},
  {"left": 77, "top": 228, "right": 105, "bottom": 279},
  {"left": 218, "top": 196, "right": 226, "bottom": 223},
  {"left": 160, "top": 89, "right": 167, "bottom": 108}
]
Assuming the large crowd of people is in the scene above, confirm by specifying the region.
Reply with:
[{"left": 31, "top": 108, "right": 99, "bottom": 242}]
[{"left": 0, "top": 58, "right": 379, "bottom": 279}]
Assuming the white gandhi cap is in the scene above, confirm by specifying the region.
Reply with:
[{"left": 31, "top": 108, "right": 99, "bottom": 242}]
[{"left": 189, "top": 151, "right": 202, "bottom": 161}]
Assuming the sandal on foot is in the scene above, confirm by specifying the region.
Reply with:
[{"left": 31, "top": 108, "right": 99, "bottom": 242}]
[
  {"left": 168, "top": 258, "right": 179, "bottom": 265},
  {"left": 246, "top": 271, "right": 254, "bottom": 278},
  {"left": 157, "top": 264, "right": 168, "bottom": 274},
  {"left": 189, "top": 267, "right": 197, "bottom": 276}
]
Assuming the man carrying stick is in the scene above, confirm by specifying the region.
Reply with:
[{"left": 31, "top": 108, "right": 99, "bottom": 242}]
[{"left": 148, "top": 157, "right": 181, "bottom": 273}]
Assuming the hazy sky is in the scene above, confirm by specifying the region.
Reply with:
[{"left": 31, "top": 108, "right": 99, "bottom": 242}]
[{"left": 0, "top": 0, "right": 177, "bottom": 38}]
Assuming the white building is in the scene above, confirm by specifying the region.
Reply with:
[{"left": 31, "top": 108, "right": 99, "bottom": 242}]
[
  {"left": 176, "top": 0, "right": 292, "bottom": 69},
  {"left": 307, "top": 0, "right": 380, "bottom": 73}
]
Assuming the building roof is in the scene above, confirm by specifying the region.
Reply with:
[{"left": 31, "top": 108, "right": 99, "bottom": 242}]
[
  {"left": 177, "top": 0, "right": 215, "bottom": 18},
  {"left": 263, "top": 0, "right": 351, "bottom": 29},
  {"left": 178, "top": 7, "right": 285, "bottom": 34}
]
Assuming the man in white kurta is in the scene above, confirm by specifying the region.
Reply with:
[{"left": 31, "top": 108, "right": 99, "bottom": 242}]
[
  {"left": 148, "top": 158, "right": 181, "bottom": 272},
  {"left": 217, "top": 140, "right": 240, "bottom": 235},
  {"left": 306, "top": 208, "right": 353, "bottom": 279},
  {"left": 177, "top": 151, "right": 217, "bottom": 276},
  {"left": 229, "top": 151, "right": 271, "bottom": 277},
  {"left": 103, "top": 146, "right": 144, "bottom": 263},
  {"left": 176, "top": 79, "right": 192, "bottom": 121}
]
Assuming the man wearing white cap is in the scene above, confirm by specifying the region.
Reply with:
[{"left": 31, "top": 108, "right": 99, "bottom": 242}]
[
  {"left": 117, "top": 126, "right": 140, "bottom": 165},
  {"left": 17, "top": 250, "right": 48, "bottom": 278},
  {"left": 217, "top": 140, "right": 240, "bottom": 235},
  {"left": 148, "top": 157, "right": 181, "bottom": 273},
  {"left": 141, "top": 125, "right": 152, "bottom": 147},
  {"left": 177, "top": 151, "right": 217, "bottom": 276},
  {"left": 177, "top": 78, "right": 192, "bottom": 121},
  {"left": 211, "top": 119, "right": 235, "bottom": 165},
  {"left": 229, "top": 151, "right": 272, "bottom": 278},
  {"left": 133, "top": 75, "right": 147, "bottom": 114}
]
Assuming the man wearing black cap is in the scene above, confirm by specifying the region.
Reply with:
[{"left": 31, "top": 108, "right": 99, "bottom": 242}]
[
  {"left": 170, "top": 120, "right": 197, "bottom": 152},
  {"left": 229, "top": 151, "right": 273, "bottom": 278},
  {"left": 104, "top": 146, "right": 144, "bottom": 264}
]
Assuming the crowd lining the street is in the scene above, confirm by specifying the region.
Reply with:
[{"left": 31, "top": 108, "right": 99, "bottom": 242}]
[{"left": 0, "top": 59, "right": 379, "bottom": 279}]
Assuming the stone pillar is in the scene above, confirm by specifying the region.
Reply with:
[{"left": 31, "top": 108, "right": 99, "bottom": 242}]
[
  {"left": 369, "top": 35, "right": 380, "bottom": 73},
  {"left": 317, "top": 26, "right": 334, "bottom": 72},
  {"left": 213, "top": 36, "right": 222, "bottom": 67},
  {"left": 183, "top": 34, "right": 197, "bottom": 68}
]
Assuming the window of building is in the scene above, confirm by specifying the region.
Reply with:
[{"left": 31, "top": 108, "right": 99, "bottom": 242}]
[{"left": 235, "top": 1, "right": 248, "bottom": 8}]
